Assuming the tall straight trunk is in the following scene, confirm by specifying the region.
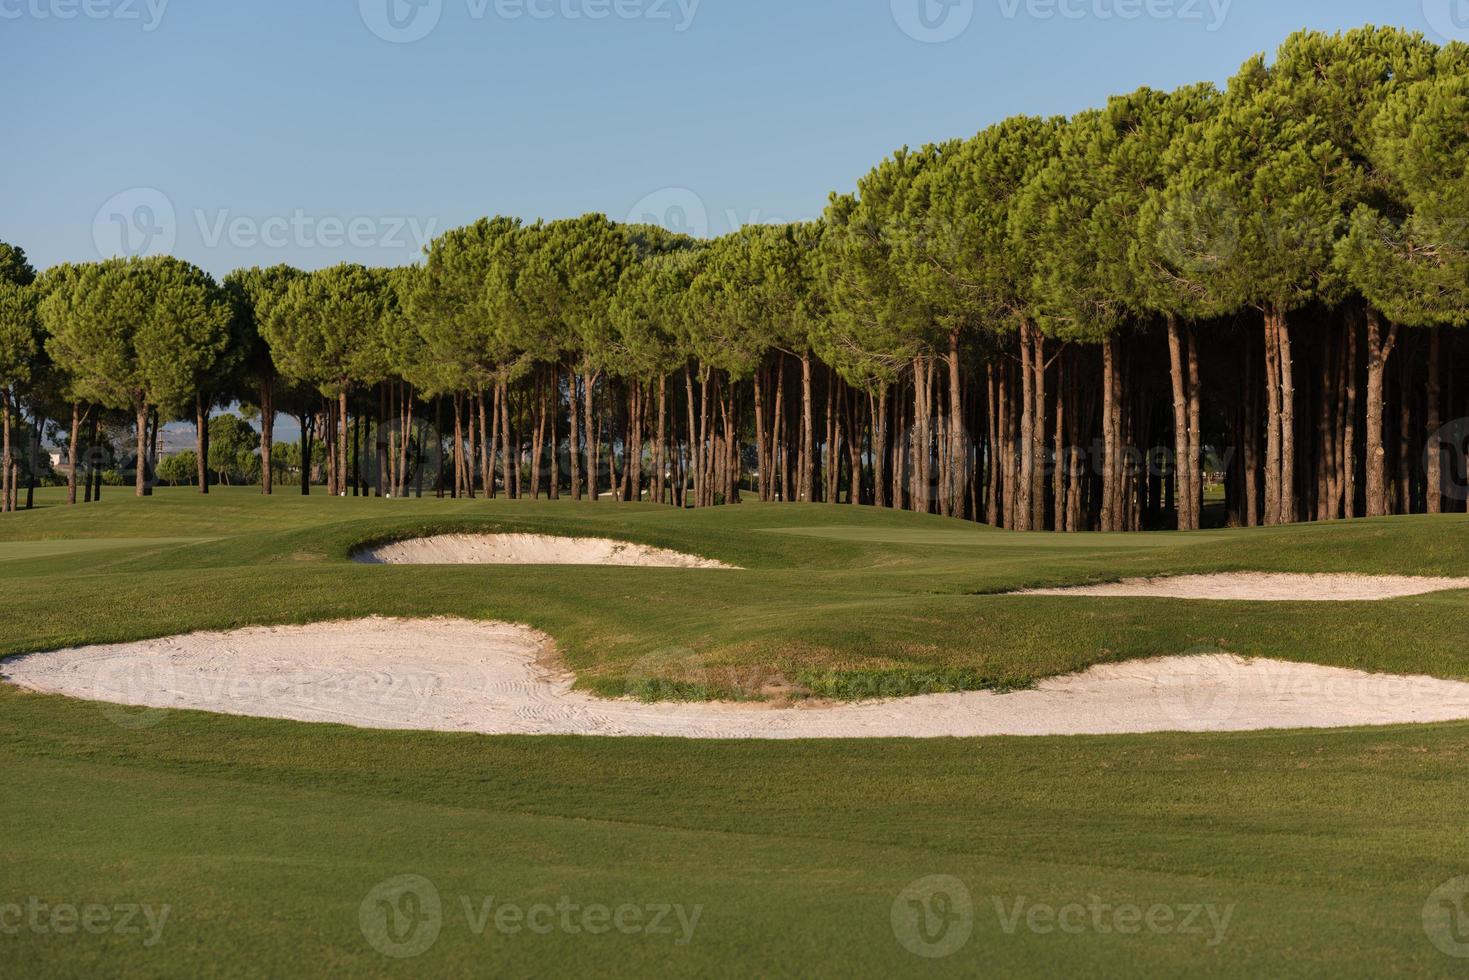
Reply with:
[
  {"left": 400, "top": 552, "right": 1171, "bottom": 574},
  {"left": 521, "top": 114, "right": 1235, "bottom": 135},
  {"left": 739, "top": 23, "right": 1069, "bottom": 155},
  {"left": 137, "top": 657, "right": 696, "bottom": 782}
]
[
  {"left": 67, "top": 403, "right": 82, "bottom": 505},
  {"left": 824, "top": 371, "right": 837, "bottom": 505},
  {"left": 800, "top": 353, "right": 814, "bottom": 503},
  {"left": 1427, "top": 326, "right": 1443, "bottom": 515},
  {"left": 338, "top": 390, "right": 349, "bottom": 499},
  {"left": 530, "top": 375, "right": 545, "bottom": 500},
  {"left": 655, "top": 376, "right": 668, "bottom": 505},
  {"left": 698, "top": 369, "right": 712, "bottom": 506},
  {"left": 754, "top": 364, "right": 768, "bottom": 501},
  {"left": 584, "top": 371, "right": 598, "bottom": 501},
  {"left": 375, "top": 382, "right": 389, "bottom": 497},
  {"left": 1031, "top": 326, "right": 1047, "bottom": 531},
  {"left": 985, "top": 366, "right": 999, "bottom": 525},
  {"left": 1052, "top": 352, "right": 1066, "bottom": 532},
  {"left": 684, "top": 366, "right": 697, "bottom": 507},
  {"left": 134, "top": 399, "right": 148, "bottom": 498},
  {"left": 499, "top": 381, "right": 513, "bottom": 499},
  {"left": 0, "top": 389, "right": 10, "bottom": 513},
  {"left": 1276, "top": 309, "right": 1297, "bottom": 524},
  {"left": 195, "top": 394, "right": 210, "bottom": 493},
  {"left": 947, "top": 330, "right": 966, "bottom": 520},
  {"left": 875, "top": 383, "right": 889, "bottom": 509},
  {"left": 1166, "top": 315, "right": 1192, "bottom": 531},
  {"left": 1263, "top": 311, "right": 1282, "bottom": 525},
  {"left": 847, "top": 388, "right": 862, "bottom": 505},
  {"left": 1365, "top": 306, "right": 1398, "bottom": 518},
  {"left": 1186, "top": 324, "right": 1203, "bottom": 528},
  {"left": 568, "top": 367, "right": 582, "bottom": 501},
  {"left": 548, "top": 369, "right": 561, "bottom": 501},
  {"left": 628, "top": 383, "right": 642, "bottom": 502},
  {"left": 479, "top": 388, "right": 492, "bottom": 499},
  {"left": 261, "top": 378, "right": 275, "bottom": 495},
  {"left": 1101, "top": 340, "right": 1117, "bottom": 531},
  {"left": 1343, "top": 324, "right": 1359, "bottom": 518},
  {"left": 453, "top": 393, "right": 465, "bottom": 498},
  {"left": 772, "top": 357, "right": 787, "bottom": 501},
  {"left": 1397, "top": 339, "right": 1414, "bottom": 513}
]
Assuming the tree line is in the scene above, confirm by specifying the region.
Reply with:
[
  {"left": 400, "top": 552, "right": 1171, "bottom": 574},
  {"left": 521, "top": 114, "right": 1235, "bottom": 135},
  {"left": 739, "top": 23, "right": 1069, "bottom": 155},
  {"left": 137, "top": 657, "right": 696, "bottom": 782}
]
[{"left": 2, "top": 26, "right": 1467, "bottom": 529}]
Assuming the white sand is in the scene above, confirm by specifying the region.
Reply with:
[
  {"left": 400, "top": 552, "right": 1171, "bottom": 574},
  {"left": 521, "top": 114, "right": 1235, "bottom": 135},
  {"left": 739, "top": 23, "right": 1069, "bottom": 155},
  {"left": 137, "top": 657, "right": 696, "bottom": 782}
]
[
  {"left": 354, "top": 534, "right": 736, "bottom": 569},
  {"left": 6, "top": 617, "right": 1469, "bottom": 738},
  {"left": 1017, "top": 572, "right": 1469, "bottom": 602}
]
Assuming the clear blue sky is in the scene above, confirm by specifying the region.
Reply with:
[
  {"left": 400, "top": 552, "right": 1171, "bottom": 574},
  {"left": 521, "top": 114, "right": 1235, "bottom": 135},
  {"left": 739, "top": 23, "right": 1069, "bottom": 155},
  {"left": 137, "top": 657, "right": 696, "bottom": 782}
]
[{"left": 0, "top": 0, "right": 1448, "bottom": 279}]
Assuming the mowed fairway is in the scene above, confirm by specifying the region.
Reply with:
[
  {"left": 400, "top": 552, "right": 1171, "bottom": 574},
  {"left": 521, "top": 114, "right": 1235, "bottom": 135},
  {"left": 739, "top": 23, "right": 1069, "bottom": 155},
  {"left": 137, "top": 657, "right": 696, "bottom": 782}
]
[{"left": 4, "top": 488, "right": 1469, "bottom": 976}]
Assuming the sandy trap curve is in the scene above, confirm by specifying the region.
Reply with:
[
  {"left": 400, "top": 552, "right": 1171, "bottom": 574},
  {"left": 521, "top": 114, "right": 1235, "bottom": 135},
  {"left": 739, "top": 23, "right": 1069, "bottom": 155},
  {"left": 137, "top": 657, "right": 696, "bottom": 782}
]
[
  {"left": 354, "top": 534, "right": 736, "bottom": 569},
  {"left": 7, "top": 618, "right": 1469, "bottom": 739},
  {"left": 1016, "top": 572, "right": 1469, "bottom": 602}
]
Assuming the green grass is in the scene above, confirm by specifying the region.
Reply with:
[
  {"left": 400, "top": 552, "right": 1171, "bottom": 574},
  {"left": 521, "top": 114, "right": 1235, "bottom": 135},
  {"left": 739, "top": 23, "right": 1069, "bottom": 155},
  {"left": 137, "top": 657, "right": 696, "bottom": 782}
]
[{"left": 3, "top": 487, "right": 1469, "bottom": 976}]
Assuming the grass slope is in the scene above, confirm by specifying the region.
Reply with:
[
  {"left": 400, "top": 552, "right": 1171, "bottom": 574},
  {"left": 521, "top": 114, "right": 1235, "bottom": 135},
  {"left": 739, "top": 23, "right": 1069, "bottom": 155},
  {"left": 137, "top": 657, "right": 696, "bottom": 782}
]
[{"left": 3, "top": 488, "right": 1469, "bottom": 976}]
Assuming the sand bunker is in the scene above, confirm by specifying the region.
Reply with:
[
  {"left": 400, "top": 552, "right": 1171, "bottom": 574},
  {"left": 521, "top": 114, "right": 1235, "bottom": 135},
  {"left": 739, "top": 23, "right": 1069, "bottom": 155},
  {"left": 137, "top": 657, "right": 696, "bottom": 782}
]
[
  {"left": 354, "top": 534, "right": 736, "bottom": 569},
  {"left": 1017, "top": 573, "right": 1469, "bottom": 602},
  {"left": 7, "top": 617, "right": 1469, "bottom": 738}
]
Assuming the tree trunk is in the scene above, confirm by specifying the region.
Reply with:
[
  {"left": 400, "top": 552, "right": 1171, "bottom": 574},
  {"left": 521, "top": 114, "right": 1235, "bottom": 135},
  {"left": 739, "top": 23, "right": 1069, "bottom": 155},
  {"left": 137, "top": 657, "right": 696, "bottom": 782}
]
[
  {"left": 684, "top": 366, "right": 697, "bottom": 507},
  {"left": 134, "top": 399, "right": 148, "bottom": 498},
  {"left": 1365, "top": 307, "right": 1398, "bottom": 518},
  {"left": 1263, "top": 311, "right": 1282, "bottom": 525},
  {"left": 300, "top": 413, "right": 313, "bottom": 496},
  {"left": 800, "top": 353, "right": 814, "bottom": 503},
  {"left": 66, "top": 402, "right": 82, "bottom": 505},
  {"left": 1427, "top": 326, "right": 1443, "bottom": 514},
  {"left": 1, "top": 389, "right": 10, "bottom": 513},
  {"left": 584, "top": 371, "right": 598, "bottom": 501},
  {"left": 1343, "top": 321, "right": 1358, "bottom": 518},
  {"left": 874, "top": 384, "right": 889, "bottom": 509},
  {"left": 1276, "top": 310, "right": 1296, "bottom": 524},
  {"left": 568, "top": 367, "right": 582, "bottom": 501},
  {"left": 194, "top": 393, "right": 210, "bottom": 493},
  {"left": 1166, "top": 315, "right": 1192, "bottom": 531},
  {"left": 1031, "top": 326, "right": 1047, "bottom": 531}
]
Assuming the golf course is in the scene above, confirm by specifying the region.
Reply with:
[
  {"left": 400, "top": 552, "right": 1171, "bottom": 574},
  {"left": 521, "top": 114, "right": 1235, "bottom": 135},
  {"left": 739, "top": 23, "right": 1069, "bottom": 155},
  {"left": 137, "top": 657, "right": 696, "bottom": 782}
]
[{"left": 3, "top": 488, "right": 1469, "bottom": 976}]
